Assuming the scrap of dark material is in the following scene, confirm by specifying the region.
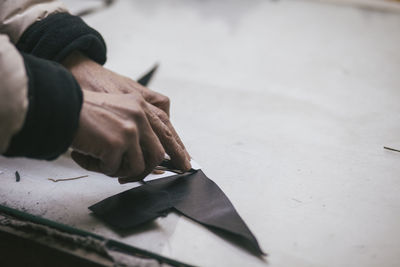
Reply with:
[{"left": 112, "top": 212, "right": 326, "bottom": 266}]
[
  {"left": 15, "top": 171, "right": 20, "bottom": 182},
  {"left": 384, "top": 146, "right": 400, "bottom": 153},
  {"left": 89, "top": 170, "right": 265, "bottom": 256},
  {"left": 137, "top": 64, "right": 159, "bottom": 86}
]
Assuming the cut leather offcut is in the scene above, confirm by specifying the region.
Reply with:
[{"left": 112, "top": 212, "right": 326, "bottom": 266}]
[{"left": 89, "top": 170, "right": 265, "bottom": 256}]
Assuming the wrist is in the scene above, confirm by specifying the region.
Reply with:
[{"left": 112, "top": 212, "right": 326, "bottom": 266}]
[
  {"left": 62, "top": 51, "right": 88, "bottom": 69},
  {"left": 62, "top": 51, "right": 102, "bottom": 91}
]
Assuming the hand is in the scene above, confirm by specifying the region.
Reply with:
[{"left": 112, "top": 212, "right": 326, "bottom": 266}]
[
  {"left": 62, "top": 51, "right": 170, "bottom": 115},
  {"left": 71, "top": 90, "right": 191, "bottom": 183},
  {"left": 63, "top": 52, "right": 191, "bottom": 182}
]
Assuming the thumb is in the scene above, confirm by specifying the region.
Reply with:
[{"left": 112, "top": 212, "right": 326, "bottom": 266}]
[{"left": 71, "top": 151, "right": 102, "bottom": 173}]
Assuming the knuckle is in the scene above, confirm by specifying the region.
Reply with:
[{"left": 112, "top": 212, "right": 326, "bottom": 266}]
[
  {"left": 137, "top": 97, "right": 147, "bottom": 108},
  {"left": 164, "top": 128, "right": 173, "bottom": 139},
  {"left": 122, "top": 121, "right": 138, "bottom": 137},
  {"left": 161, "top": 95, "right": 170, "bottom": 106},
  {"left": 105, "top": 135, "right": 123, "bottom": 150},
  {"left": 156, "top": 109, "right": 169, "bottom": 123},
  {"left": 130, "top": 106, "right": 146, "bottom": 120}
]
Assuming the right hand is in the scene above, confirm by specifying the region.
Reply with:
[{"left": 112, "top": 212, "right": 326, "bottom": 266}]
[{"left": 71, "top": 90, "right": 191, "bottom": 183}]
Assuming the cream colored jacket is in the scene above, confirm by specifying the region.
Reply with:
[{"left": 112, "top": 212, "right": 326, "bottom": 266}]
[{"left": 0, "top": 0, "right": 67, "bottom": 153}]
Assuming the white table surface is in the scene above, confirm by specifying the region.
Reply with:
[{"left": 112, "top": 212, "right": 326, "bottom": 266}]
[{"left": 1, "top": 0, "right": 400, "bottom": 266}]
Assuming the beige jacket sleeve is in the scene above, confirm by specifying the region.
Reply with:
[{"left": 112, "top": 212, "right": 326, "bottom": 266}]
[
  {"left": 0, "top": 0, "right": 67, "bottom": 153},
  {"left": 0, "top": 0, "right": 67, "bottom": 43},
  {"left": 0, "top": 34, "right": 27, "bottom": 153}
]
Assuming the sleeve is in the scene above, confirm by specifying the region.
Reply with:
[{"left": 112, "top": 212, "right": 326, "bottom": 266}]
[
  {"left": 3, "top": 52, "right": 83, "bottom": 160},
  {"left": 0, "top": 0, "right": 107, "bottom": 64},
  {"left": 0, "top": 0, "right": 67, "bottom": 43},
  {"left": 0, "top": 0, "right": 101, "bottom": 159},
  {"left": 0, "top": 34, "right": 28, "bottom": 154},
  {"left": 16, "top": 12, "right": 107, "bottom": 65}
]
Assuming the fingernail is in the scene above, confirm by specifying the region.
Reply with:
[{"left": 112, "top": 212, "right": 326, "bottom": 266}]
[
  {"left": 184, "top": 158, "right": 192, "bottom": 171},
  {"left": 152, "top": 169, "right": 165, "bottom": 175},
  {"left": 184, "top": 150, "right": 191, "bottom": 160}
]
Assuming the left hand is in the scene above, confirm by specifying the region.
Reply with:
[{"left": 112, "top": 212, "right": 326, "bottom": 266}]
[{"left": 62, "top": 51, "right": 171, "bottom": 115}]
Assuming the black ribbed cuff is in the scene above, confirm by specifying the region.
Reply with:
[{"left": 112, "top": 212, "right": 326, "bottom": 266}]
[
  {"left": 16, "top": 12, "right": 107, "bottom": 64},
  {"left": 4, "top": 53, "right": 83, "bottom": 160}
]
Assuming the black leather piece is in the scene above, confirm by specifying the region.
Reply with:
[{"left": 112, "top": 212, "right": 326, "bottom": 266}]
[
  {"left": 89, "top": 170, "right": 265, "bottom": 256},
  {"left": 137, "top": 64, "right": 159, "bottom": 86}
]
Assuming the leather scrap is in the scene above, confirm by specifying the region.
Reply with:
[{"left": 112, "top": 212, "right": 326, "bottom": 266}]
[{"left": 89, "top": 170, "right": 265, "bottom": 256}]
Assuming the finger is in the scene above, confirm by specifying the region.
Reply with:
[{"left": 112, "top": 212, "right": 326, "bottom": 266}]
[
  {"left": 118, "top": 171, "right": 148, "bottom": 184},
  {"left": 140, "top": 87, "right": 170, "bottom": 116},
  {"left": 116, "top": 158, "right": 159, "bottom": 184},
  {"left": 148, "top": 104, "right": 191, "bottom": 160},
  {"left": 117, "top": 158, "right": 167, "bottom": 184},
  {"left": 71, "top": 151, "right": 102, "bottom": 173},
  {"left": 145, "top": 105, "right": 191, "bottom": 171},
  {"left": 111, "top": 133, "right": 146, "bottom": 179},
  {"left": 115, "top": 120, "right": 165, "bottom": 183},
  {"left": 140, "top": 121, "right": 166, "bottom": 170},
  {"left": 98, "top": 142, "right": 124, "bottom": 176},
  {"left": 71, "top": 103, "right": 125, "bottom": 176}
]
